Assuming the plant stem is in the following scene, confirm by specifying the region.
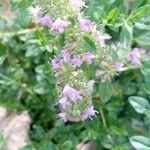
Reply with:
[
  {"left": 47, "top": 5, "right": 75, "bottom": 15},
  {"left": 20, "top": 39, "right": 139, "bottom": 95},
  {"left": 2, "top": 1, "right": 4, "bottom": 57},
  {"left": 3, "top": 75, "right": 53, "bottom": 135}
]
[
  {"left": 99, "top": 107, "right": 107, "bottom": 128},
  {"left": 0, "top": 28, "right": 36, "bottom": 37}
]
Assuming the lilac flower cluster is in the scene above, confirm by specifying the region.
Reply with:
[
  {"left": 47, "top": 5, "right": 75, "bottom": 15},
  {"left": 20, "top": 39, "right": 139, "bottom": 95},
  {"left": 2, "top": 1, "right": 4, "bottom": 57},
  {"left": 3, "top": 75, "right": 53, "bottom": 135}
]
[
  {"left": 51, "top": 49, "right": 94, "bottom": 71},
  {"left": 111, "top": 42, "right": 122, "bottom": 51},
  {"left": 50, "top": 47, "right": 96, "bottom": 121},
  {"left": 113, "top": 62, "right": 124, "bottom": 72},
  {"left": 79, "top": 19, "right": 92, "bottom": 32},
  {"left": 128, "top": 48, "right": 141, "bottom": 65},
  {"left": 52, "top": 19, "right": 69, "bottom": 33},
  {"left": 70, "top": 0, "right": 85, "bottom": 11},
  {"left": 57, "top": 83, "right": 96, "bottom": 122},
  {"left": 30, "top": 0, "right": 144, "bottom": 122},
  {"left": 29, "top": 7, "right": 69, "bottom": 33}
]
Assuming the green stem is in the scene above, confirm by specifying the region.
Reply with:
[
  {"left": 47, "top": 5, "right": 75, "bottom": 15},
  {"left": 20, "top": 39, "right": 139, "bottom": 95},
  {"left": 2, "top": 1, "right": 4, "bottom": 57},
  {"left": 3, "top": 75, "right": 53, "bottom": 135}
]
[
  {"left": 0, "top": 28, "right": 36, "bottom": 37},
  {"left": 99, "top": 107, "right": 115, "bottom": 144},
  {"left": 99, "top": 107, "right": 107, "bottom": 128}
]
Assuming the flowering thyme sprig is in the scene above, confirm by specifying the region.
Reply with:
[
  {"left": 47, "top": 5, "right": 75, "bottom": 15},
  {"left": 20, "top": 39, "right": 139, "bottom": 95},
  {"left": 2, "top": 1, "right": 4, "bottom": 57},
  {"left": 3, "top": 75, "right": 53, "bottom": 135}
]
[{"left": 30, "top": 0, "right": 144, "bottom": 122}]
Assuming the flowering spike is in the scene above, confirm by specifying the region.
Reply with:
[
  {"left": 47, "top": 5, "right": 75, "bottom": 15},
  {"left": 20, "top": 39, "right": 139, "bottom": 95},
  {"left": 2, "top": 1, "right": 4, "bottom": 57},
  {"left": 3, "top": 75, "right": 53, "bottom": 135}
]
[{"left": 31, "top": 0, "right": 144, "bottom": 122}]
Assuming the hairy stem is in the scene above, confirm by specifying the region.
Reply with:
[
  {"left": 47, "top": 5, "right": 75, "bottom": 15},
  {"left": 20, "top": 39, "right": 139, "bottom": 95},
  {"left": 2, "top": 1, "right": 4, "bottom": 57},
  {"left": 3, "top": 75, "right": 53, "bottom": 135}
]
[
  {"left": 0, "top": 28, "right": 37, "bottom": 37},
  {"left": 99, "top": 107, "right": 107, "bottom": 128}
]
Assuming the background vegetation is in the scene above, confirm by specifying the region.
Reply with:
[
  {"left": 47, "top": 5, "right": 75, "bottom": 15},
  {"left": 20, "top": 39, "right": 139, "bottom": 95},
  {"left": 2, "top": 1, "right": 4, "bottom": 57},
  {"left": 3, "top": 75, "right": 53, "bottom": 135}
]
[{"left": 0, "top": 0, "right": 150, "bottom": 149}]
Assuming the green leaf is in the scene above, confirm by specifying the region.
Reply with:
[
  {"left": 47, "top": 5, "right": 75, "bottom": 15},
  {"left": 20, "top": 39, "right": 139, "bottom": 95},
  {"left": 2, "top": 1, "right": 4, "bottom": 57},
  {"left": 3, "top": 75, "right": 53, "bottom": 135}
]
[
  {"left": 131, "top": 0, "right": 148, "bottom": 10},
  {"left": 0, "top": 55, "right": 6, "bottom": 65},
  {"left": 129, "top": 96, "right": 150, "bottom": 114},
  {"left": 0, "top": 3, "right": 3, "bottom": 9},
  {"left": 135, "top": 22, "right": 150, "bottom": 30},
  {"left": 135, "top": 31, "right": 150, "bottom": 48},
  {"left": 141, "top": 66, "right": 150, "bottom": 95},
  {"left": 35, "top": 64, "right": 49, "bottom": 74},
  {"left": 59, "top": 33, "right": 65, "bottom": 48},
  {"left": 82, "top": 36, "right": 96, "bottom": 52},
  {"left": 41, "top": 142, "right": 56, "bottom": 150},
  {"left": 120, "top": 21, "right": 133, "bottom": 48},
  {"left": 61, "top": 141, "right": 73, "bottom": 150},
  {"left": 35, "top": 29, "right": 45, "bottom": 45},
  {"left": 128, "top": 5, "right": 150, "bottom": 22},
  {"left": 33, "top": 84, "right": 47, "bottom": 95},
  {"left": 130, "top": 136, "right": 150, "bottom": 150},
  {"left": 98, "top": 80, "right": 113, "bottom": 103},
  {"left": 106, "top": 8, "right": 119, "bottom": 23},
  {"left": 20, "top": 145, "right": 33, "bottom": 150},
  {"left": 0, "top": 134, "right": 4, "bottom": 147},
  {"left": 31, "top": 125, "right": 45, "bottom": 141},
  {"left": 25, "top": 45, "right": 41, "bottom": 57}
]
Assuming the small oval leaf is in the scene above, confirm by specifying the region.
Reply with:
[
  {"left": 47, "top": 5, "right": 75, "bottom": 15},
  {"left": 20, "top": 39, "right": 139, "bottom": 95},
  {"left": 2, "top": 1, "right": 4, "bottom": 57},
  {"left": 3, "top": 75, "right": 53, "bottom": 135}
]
[
  {"left": 129, "top": 96, "right": 149, "bottom": 114},
  {"left": 130, "top": 136, "right": 150, "bottom": 150},
  {"left": 82, "top": 36, "right": 96, "bottom": 52}
]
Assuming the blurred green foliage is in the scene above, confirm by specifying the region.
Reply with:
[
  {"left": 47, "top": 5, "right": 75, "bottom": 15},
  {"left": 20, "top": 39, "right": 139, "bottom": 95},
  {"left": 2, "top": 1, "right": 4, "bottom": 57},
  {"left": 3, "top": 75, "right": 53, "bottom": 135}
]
[{"left": 0, "top": 0, "right": 150, "bottom": 149}]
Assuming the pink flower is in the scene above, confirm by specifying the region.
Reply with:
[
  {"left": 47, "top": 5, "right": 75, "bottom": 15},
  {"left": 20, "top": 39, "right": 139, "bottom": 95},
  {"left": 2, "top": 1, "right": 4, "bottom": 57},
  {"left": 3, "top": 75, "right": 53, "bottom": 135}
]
[
  {"left": 39, "top": 15, "right": 52, "bottom": 28},
  {"left": 82, "top": 52, "right": 94, "bottom": 64},
  {"left": 87, "top": 80, "right": 95, "bottom": 94},
  {"left": 95, "top": 70, "right": 104, "bottom": 77},
  {"left": 92, "top": 26, "right": 111, "bottom": 47},
  {"left": 63, "top": 85, "right": 82, "bottom": 102},
  {"left": 99, "top": 34, "right": 111, "bottom": 47},
  {"left": 111, "top": 42, "right": 122, "bottom": 51},
  {"left": 79, "top": 19, "right": 92, "bottom": 32},
  {"left": 72, "top": 55, "right": 83, "bottom": 68},
  {"left": 51, "top": 57, "right": 61, "bottom": 70},
  {"left": 80, "top": 106, "right": 96, "bottom": 121},
  {"left": 29, "top": 6, "right": 42, "bottom": 23},
  {"left": 70, "top": 0, "right": 85, "bottom": 10},
  {"left": 62, "top": 49, "right": 71, "bottom": 62},
  {"left": 128, "top": 48, "right": 141, "bottom": 65},
  {"left": 57, "top": 112, "right": 68, "bottom": 122},
  {"left": 113, "top": 62, "right": 124, "bottom": 71},
  {"left": 59, "top": 97, "right": 70, "bottom": 109},
  {"left": 52, "top": 19, "right": 69, "bottom": 33}
]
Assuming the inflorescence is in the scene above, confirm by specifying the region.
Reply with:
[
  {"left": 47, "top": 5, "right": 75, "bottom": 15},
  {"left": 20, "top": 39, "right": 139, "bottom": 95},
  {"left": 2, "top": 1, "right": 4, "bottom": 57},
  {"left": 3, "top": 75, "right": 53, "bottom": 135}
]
[{"left": 29, "top": 0, "right": 144, "bottom": 122}]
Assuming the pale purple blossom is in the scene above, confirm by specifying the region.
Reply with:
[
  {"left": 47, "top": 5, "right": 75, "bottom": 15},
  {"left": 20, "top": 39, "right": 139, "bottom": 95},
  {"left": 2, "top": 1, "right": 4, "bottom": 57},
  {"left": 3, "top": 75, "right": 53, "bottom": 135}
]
[
  {"left": 62, "top": 49, "right": 71, "bottom": 62},
  {"left": 92, "top": 26, "right": 111, "bottom": 47},
  {"left": 111, "top": 42, "right": 122, "bottom": 51},
  {"left": 95, "top": 70, "right": 104, "bottom": 77},
  {"left": 52, "top": 19, "right": 69, "bottom": 33},
  {"left": 72, "top": 55, "right": 83, "bottom": 67},
  {"left": 79, "top": 19, "right": 92, "bottom": 32},
  {"left": 29, "top": 6, "right": 42, "bottom": 23},
  {"left": 128, "top": 48, "right": 141, "bottom": 65},
  {"left": 59, "top": 97, "right": 70, "bottom": 109},
  {"left": 82, "top": 52, "right": 94, "bottom": 64},
  {"left": 99, "top": 34, "right": 111, "bottom": 47},
  {"left": 57, "top": 112, "right": 68, "bottom": 122},
  {"left": 70, "top": 0, "right": 85, "bottom": 10},
  {"left": 39, "top": 15, "right": 52, "bottom": 28},
  {"left": 111, "top": 44, "right": 117, "bottom": 50},
  {"left": 87, "top": 80, "right": 95, "bottom": 94},
  {"left": 80, "top": 106, "right": 96, "bottom": 121},
  {"left": 63, "top": 85, "right": 82, "bottom": 102},
  {"left": 113, "top": 62, "right": 124, "bottom": 71},
  {"left": 51, "top": 57, "right": 61, "bottom": 70},
  {"left": 145, "top": 51, "right": 150, "bottom": 57}
]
